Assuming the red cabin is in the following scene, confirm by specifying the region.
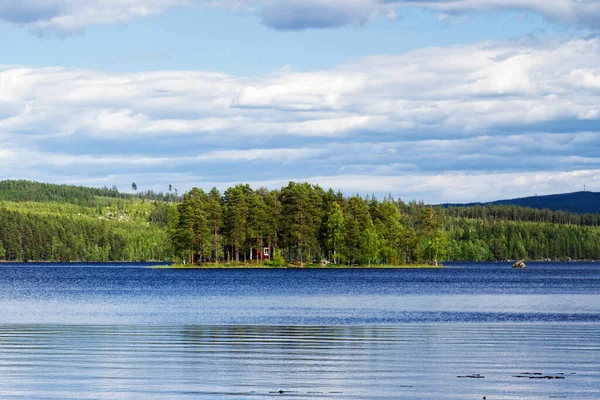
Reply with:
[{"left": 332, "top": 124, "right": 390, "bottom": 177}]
[{"left": 250, "top": 247, "right": 273, "bottom": 261}]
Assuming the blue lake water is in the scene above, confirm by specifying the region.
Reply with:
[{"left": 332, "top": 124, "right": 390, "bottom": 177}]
[{"left": 0, "top": 262, "right": 599, "bottom": 399}]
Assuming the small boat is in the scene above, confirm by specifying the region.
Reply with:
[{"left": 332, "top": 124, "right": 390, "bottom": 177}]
[{"left": 512, "top": 260, "right": 526, "bottom": 268}]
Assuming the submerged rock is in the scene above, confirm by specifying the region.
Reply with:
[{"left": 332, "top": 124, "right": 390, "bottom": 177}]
[{"left": 513, "top": 372, "right": 565, "bottom": 379}]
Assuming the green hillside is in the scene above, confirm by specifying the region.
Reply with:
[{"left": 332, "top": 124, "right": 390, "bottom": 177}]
[
  {"left": 0, "top": 180, "right": 173, "bottom": 262},
  {"left": 0, "top": 179, "right": 178, "bottom": 205}
]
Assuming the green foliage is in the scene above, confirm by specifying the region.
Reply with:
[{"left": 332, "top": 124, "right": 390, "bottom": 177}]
[
  {"left": 0, "top": 179, "right": 180, "bottom": 205},
  {"left": 0, "top": 207, "right": 170, "bottom": 262},
  {"left": 172, "top": 188, "right": 211, "bottom": 264},
  {"left": 223, "top": 185, "right": 251, "bottom": 262},
  {"left": 0, "top": 179, "right": 120, "bottom": 205},
  {"left": 445, "top": 204, "right": 600, "bottom": 226},
  {"left": 148, "top": 202, "right": 171, "bottom": 228},
  {"left": 325, "top": 201, "right": 345, "bottom": 264},
  {"left": 206, "top": 187, "right": 224, "bottom": 262},
  {"left": 169, "top": 184, "right": 600, "bottom": 264},
  {"left": 280, "top": 182, "right": 323, "bottom": 263},
  {"left": 360, "top": 217, "right": 380, "bottom": 265},
  {"left": 169, "top": 185, "right": 451, "bottom": 266},
  {"left": 444, "top": 217, "right": 600, "bottom": 261},
  {"left": 0, "top": 182, "right": 174, "bottom": 262},
  {"left": 263, "top": 248, "right": 287, "bottom": 267},
  {"left": 3, "top": 179, "right": 600, "bottom": 264}
]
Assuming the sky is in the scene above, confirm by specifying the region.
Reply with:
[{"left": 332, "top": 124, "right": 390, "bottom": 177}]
[{"left": 1, "top": 0, "right": 599, "bottom": 203}]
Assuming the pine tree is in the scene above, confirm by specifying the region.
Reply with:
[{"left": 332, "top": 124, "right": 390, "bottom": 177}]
[
  {"left": 223, "top": 185, "right": 250, "bottom": 262},
  {"left": 326, "top": 202, "right": 345, "bottom": 264},
  {"left": 207, "top": 187, "right": 224, "bottom": 262}
]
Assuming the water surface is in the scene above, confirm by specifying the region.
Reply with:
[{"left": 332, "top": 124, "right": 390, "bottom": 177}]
[{"left": 0, "top": 262, "right": 599, "bottom": 399}]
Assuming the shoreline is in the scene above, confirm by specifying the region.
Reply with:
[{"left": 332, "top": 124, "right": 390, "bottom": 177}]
[
  {"left": 1, "top": 259, "right": 597, "bottom": 265},
  {"left": 152, "top": 263, "right": 443, "bottom": 269}
]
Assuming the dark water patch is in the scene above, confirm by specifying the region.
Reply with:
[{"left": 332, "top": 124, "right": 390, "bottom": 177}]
[
  {"left": 457, "top": 374, "right": 485, "bottom": 378},
  {"left": 0, "top": 263, "right": 599, "bottom": 325}
]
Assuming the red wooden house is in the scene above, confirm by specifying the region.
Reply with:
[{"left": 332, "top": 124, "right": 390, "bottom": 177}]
[{"left": 250, "top": 247, "right": 273, "bottom": 261}]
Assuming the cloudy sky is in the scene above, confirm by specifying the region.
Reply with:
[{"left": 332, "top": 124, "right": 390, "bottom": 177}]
[{"left": 1, "top": 1, "right": 599, "bottom": 202}]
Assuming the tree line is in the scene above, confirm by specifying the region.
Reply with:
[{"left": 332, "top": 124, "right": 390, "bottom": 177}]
[
  {"left": 444, "top": 204, "right": 600, "bottom": 227},
  {"left": 2, "top": 180, "right": 600, "bottom": 264},
  {"left": 170, "top": 183, "right": 600, "bottom": 265},
  {"left": 171, "top": 183, "right": 459, "bottom": 266},
  {"left": 0, "top": 180, "right": 180, "bottom": 206}
]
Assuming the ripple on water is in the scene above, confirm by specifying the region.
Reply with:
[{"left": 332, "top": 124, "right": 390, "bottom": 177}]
[{"left": 0, "top": 324, "right": 599, "bottom": 399}]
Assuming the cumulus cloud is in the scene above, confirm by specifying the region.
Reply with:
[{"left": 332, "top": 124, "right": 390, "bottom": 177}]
[
  {"left": 1, "top": 0, "right": 600, "bottom": 33},
  {"left": 2, "top": 37, "right": 599, "bottom": 138},
  {"left": 4, "top": 142, "right": 597, "bottom": 202},
  {"left": 259, "top": 0, "right": 374, "bottom": 30},
  {"left": 264, "top": 0, "right": 600, "bottom": 31},
  {"left": 0, "top": 146, "right": 320, "bottom": 171},
  {"left": 295, "top": 169, "right": 600, "bottom": 203},
  {"left": 2, "top": 36, "right": 600, "bottom": 201},
  {"left": 159, "top": 168, "right": 599, "bottom": 203},
  {"left": 0, "top": 0, "right": 187, "bottom": 33}
]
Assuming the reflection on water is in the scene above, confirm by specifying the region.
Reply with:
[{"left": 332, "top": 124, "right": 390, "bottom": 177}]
[{"left": 0, "top": 324, "right": 599, "bottom": 399}]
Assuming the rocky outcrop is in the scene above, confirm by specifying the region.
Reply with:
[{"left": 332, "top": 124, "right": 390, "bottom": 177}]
[{"left": 512, "top": 260, "right": 527, "bottom": 268}]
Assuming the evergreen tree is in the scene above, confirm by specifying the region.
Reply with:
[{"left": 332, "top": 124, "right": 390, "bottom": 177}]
[
  {"left": 325, "top": 202, "right": 345, "bottom": 264},
  {"left": 360, "top": 217, "right": 380, "bottom": 266},
  {"left": 223, "top": 185, "right": 250, "bottom": 262},
  {"left": 207, "top": 187, "right": 224, "bottom": 262}
]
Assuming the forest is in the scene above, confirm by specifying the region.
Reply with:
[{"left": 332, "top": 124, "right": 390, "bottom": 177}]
[
  {"left": 1, "top": 180, "right": 599, "bottom": 264},
  {"left": 169, "top": 182, "right": 600, "bottom": 265},
  {"left": 0, "top": 181, "right": 172, "bottom": 262},
  {"left": 0, "top": 179, "right": 179, "bottom": 205}
]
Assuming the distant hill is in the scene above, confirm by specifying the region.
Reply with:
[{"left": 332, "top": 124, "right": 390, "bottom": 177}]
[
  {"left": 445, "top": 191, "right": 600, "bottom": 214},
  {"left": 0, "top": 179, "right": 124, "bottom": 205},
  {"left": 0, "top": 179, "right": 178, "bottom": 205}
]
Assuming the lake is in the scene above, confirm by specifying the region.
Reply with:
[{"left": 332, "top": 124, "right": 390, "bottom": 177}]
[{"left": 0, "top": 262, "right": 599, "bottom": 399}]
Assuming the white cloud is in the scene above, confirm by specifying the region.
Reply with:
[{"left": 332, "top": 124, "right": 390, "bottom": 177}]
[
  {"left": 0, "top": 146, "right": 319, "bottom": 169},
  {"left": 0, "top": 0, "right": 186, "bottom": 33},
  {"left": 1, "top": 37, "right": 599, "bottom": 140},
  {"left": 1, "top": 0, "right": 600, "bottom": 33},
  {"left": 2, "top": 37, "right": 600, "bottom": 202},
  {"left": 570, "top": 69, "right": 600, "bottom": 90},
  {"left": 2, "top": 129, "right": 598, "bottom": 202},
  {"left": 212, "top": 169, "right": 600, "bottom": 203},
  {"left": 407, "top": 0, "right": 600, "bottom": 30},
  {"left": 17, "top": 167, "right": 597, "bottom": 203}
]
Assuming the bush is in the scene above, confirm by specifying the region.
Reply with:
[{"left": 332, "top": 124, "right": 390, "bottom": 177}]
[{"left": 263, "top": 248, "right": 287, "bottom": 267}]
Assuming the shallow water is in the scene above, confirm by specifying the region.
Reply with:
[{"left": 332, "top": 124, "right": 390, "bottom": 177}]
[{"left": 0, "top": 262, "right": 599, "bottom": 399}]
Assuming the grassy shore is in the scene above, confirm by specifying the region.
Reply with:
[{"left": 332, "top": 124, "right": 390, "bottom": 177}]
[{"left": 152, "top": 263, "right": 442, "bottom": 269}]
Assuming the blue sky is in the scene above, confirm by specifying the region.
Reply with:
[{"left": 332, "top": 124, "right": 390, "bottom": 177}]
[{"left": 1, "top": 0, "right": 599, "bottom": 202}]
